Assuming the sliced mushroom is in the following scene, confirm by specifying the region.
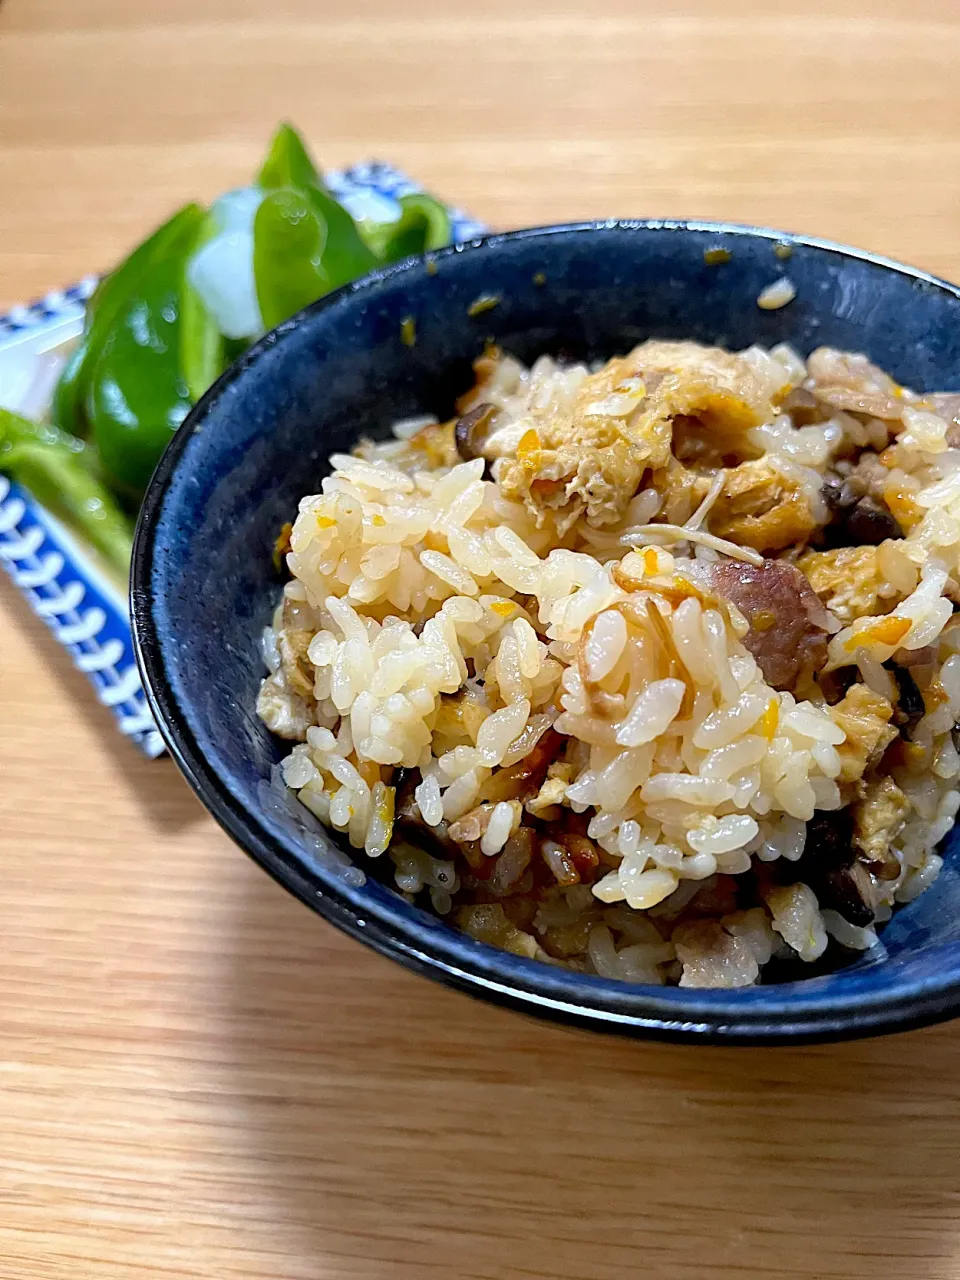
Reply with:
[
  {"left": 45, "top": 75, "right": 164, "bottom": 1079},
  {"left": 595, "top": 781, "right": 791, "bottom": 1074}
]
[
  {"left": 394, "top": 768, "right": 457, "bottom": 860},
  {"left": 454, "top": 402, "right": 497, "bottom": 463},
  {"left": 889, "top": 662, "right": 925, "bottom": 739},
  {"left": 821, "top": 466, "right": 902, "bottom": 547},
  {"left": 817, "top": 667, "right": 858, "bottom": 706},
  {"left": 786, "top": 810, "right": 876, "bottom": 926},
  {"left": 819, "top": 861, "right": 877, "bottom": 928},
  {"left": 845, "top": 496, "right": 901, "bottom": 545}
]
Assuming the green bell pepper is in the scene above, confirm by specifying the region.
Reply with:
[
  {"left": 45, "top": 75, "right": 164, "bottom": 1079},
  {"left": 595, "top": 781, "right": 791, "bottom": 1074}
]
[
  {"left": 43, "top": 121, "right": 457, "bottom": 537},
  {"left": 258, "top": 122, "right": 322, "bottom": 192},
  {"left": 363, "top": 192, "right": 452, "bottom": 262},
  {"left": 253, "top": 189, "right": 330, "bottom": 331},
  {"left": 254, "top": 124, "right": 380, "bottom": 327},
  {"left": 0, "top": 407, "right": 133, "bottom": 579},
  {"left": 50, "top": 340, "right": 87, "bottom": 436},
  {"left": 85, "top": 207, "right": 206, "bottom": 502},
  {"left": 302, "top": 183, "right": 379, "bottom": 289},
  {"left": 52, "top": 204, "right": 207, "bottom": 440}
]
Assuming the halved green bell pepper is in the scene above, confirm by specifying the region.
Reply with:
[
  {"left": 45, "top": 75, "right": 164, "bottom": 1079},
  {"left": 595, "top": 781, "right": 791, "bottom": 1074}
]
[
  {"left": 254, "top": 124, "right": 380, "bottom": 326},
  {"left": 363, "top": 192, "right": 452, "bottom": 262},
  {"left": 52, "top": 204, "right": 206, "bottom": 441},
  {"left": 85, "top": 208, "right": 206, "bottom": 501},
  {"left": 0, "top": 407, "right": 133, "bottom": 578},
  {"left": 258, "top": 122, "right": 322, "bottom": 192},
  {"left": 253, "top": 189, "right": 330, "bottom": 331}
]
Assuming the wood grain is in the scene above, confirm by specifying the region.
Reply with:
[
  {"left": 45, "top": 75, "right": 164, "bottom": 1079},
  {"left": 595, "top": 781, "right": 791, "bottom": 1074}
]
[{"left": 3, "top": 2, "right": 960, "bottom": 1276}]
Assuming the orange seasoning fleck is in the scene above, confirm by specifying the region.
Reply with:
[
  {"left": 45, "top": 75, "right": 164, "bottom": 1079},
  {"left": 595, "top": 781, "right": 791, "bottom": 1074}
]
[
  {"left": 272, "top": 521, "right": 293, "bottom": 572},
  {"left": 846, "top": 615, "right": 911, "bottom": 650},
  {"left": 883, "top": 481, "right": 922, "bottom": 529},
  {"left": 358, "top": 761, "right": 381, "bottom": 788},
  {"left": 517, "top": 427, "right": 542, "bottom": 467},
  {"left": 643, "top": 547, "right": 660, "bottom": 575},
  {"left": 760, "top": 697, "right": 779, "bottom": 741},
  {"left": 315, "top": 514, "right": 336, "bottom": 529},
  {"left": 491, "top": 600, "right": 516, "bottom": 618},
  {"left": 870, "top": 616, "right": 912, "bottom": 647},
  {"left": 371, "top": 514, "right": 387, "bottom": 528},
  {"left": 924, "top": 680, "right": 949, "bottom": 712}
]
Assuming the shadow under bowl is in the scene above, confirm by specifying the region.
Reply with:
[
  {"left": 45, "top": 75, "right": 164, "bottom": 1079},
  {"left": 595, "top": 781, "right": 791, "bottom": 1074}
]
[{"left": 132, "top": 220, "right": 960, "bottom": 1045}]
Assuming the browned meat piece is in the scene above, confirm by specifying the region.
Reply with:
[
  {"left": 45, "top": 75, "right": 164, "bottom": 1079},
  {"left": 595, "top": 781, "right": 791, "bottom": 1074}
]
[
  {"left": 489, "top": 826, "right": 536, "bottom": 896},
  {"left": 805, "top": 348, "right": 904, "bottom": 420},
  {"left": 708, "top": 457, "right": 821, "bottom": 552},
  {"left": 710, "top": 560, "right": 831, "bottom": 690}
]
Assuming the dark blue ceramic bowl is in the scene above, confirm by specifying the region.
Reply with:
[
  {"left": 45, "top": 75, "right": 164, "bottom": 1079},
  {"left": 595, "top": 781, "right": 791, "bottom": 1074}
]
[{"left": 132, "top": 221, "right": 960, "bottom": 1044}]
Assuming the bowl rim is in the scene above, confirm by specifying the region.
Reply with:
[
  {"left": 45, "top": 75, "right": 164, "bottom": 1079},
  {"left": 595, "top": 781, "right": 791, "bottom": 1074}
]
[{"left": 132, "top": 218, "right": 960, "bottom": 1046}]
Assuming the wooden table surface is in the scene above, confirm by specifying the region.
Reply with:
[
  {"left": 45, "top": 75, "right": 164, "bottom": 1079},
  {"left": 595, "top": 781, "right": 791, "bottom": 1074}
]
[{"left": 4, "top": 2, "right": 960, "bottom": 1276}]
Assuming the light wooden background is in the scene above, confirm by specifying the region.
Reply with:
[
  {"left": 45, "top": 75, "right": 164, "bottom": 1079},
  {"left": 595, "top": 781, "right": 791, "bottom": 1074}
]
[{"left": 4, "top": 2, "right": 960, "bottom": 1277}]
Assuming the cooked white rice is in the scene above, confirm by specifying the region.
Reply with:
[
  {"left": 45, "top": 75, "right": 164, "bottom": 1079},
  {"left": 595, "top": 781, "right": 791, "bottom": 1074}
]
[{"left": 257, "top": 338, "right": 960, "bottom": 987}]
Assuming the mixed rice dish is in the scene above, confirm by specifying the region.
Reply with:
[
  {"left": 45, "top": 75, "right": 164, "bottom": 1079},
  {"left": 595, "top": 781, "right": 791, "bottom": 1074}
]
[{"left": 257, "top": 337, "right": 960, "bottom": 988}]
